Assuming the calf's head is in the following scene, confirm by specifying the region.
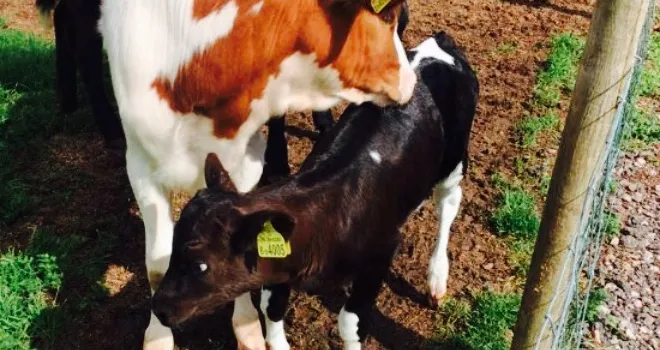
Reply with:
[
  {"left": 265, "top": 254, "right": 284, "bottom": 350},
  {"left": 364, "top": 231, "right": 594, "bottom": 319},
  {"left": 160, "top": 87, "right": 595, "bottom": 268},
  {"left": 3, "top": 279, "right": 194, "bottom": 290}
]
[{"left": 151, "top": 154, "right": 295, "bottom": 328}]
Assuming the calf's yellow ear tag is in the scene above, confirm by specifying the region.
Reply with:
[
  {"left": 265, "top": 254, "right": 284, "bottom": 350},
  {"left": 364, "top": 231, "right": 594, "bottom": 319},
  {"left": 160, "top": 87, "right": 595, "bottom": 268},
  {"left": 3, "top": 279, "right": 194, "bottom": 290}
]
[
  {"left": 256, "top": 220, "right": 291, "bottom": 258},
  {"left": 371, "top": 0, "right": 391, "bottom": 13}
]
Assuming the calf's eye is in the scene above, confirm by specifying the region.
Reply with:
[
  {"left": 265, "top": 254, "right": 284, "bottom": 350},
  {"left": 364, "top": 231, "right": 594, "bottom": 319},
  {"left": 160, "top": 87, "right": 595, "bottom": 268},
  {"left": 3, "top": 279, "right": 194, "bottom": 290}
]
[{"left": 198, "top": 263, "right": 208, "bottom": 273}]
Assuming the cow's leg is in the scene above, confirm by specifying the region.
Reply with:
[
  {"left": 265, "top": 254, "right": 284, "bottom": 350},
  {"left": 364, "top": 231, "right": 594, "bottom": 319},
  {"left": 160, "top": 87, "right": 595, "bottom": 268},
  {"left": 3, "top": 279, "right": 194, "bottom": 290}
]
[
  {"left": 232, "top": 292, "right": 266, "bottom": 350},
  {"left": 261, "top": 116, "right": 290, "bottom": 185},
  {"left": 126, "top": 145, "right": 175, "bottom": 350},
  {"left": 73, "top": 2, "right": 125, "bottom": 149},
  {"left": 260, "top": 284, "right": 291, "bottom": 350},
  {"left": 428, "top": 162, "right": 464, "bottom": 303},
  {"left": 338, "top": 262, "right": 390, "bottom": 350},
  {"left": 54, "top": 3, "right": 78, "bottom": 114},
  {"left": 311, "top": 110, "right": 335, "bottom": 135}
]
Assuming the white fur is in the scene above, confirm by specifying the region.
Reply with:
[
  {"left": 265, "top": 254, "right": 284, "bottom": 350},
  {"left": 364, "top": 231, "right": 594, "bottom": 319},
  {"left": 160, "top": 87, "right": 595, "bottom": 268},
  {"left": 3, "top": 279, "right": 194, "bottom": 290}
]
[
  {"left": 393, "top": 25, "right": 417, "bottom": 105},
  {"left": 410, "top": 37, "right": 456, "bottom": 68},
  {"left": 249, "top": 1, "right": 264, "bottom": 14},
  {"left": 368, "top": 150, "right": 382, "bottom": 164},
  {"left": 259, "top": 289, "right": 290, "bottom": 350},
  {"left": 428, "top": 162, "right": 463, "bottom": 302},
  {"left": 338, "top": 307, "right": 361, "bottom": 350},
  {"left": 233, "top": 292, "right": 267, "bottom": 350},
  {"left": 98, "top": 1, "right": 416, "bottom": 348}
]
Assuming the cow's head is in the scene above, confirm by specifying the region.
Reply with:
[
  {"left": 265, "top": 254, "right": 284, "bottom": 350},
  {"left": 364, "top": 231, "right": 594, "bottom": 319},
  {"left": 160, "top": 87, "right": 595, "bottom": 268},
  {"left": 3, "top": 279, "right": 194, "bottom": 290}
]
[
  {"left": 152, "top": 153, "right": 294, "bottom": 328},
  {"left": 306, "top": 0, "right": 416, "bottom": 106}
]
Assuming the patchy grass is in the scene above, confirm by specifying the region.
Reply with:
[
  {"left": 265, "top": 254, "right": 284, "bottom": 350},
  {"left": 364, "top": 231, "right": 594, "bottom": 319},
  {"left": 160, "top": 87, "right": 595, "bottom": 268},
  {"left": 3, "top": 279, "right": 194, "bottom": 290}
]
[
  {"left": 0, "top": 229, "right": 115, "bottom": 349},
  {"left": 603, "top": 210, "right": 621, "bottom": 239},
  {"left": 491, "top": 187, "right": 540, "bottom": 240},
  {"left": 637, "top": 31, "right": 660, "bottom": 98},
  {"left": 516, "top": 112, "right": 559, "bottom": 147},
  {"left": 534, "top": 33, "right": 585, "bottom": 108},
  {"left": 0, "top": 248, "right": 61, "bottom": 349},
  {"left": 495, "top": 42, "right": 518, "bottom": 56},
  {"left": 0, "top": 229, "right": 115, "bottom": 350},
  {"left": 622, "top": 105, "right": 660, "bottom": 150},
  {"left": 0, "top": 23, "right": 118, "bottom": 350},
  {"left": 427, "top": 292, "right": 522, "bottom": 350}
]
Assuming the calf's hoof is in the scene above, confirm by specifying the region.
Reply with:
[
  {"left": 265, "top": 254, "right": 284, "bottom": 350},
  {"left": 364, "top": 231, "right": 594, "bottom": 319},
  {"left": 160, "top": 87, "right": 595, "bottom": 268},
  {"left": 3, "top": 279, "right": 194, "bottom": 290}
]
[
  {"left": 428, "top": 255, "right": 449, "bottom": 304},
  {"left": 143, "top": 315, "right": 175, "bottom": 350}
]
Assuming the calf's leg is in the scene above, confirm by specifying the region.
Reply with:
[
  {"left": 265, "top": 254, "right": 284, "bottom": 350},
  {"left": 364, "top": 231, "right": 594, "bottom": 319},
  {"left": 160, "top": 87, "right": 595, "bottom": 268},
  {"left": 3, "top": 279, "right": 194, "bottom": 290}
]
[
  {"left": 311, "top": 110, "right": 335, "bottom": 135},
  {"left": 428, "top": 162, "right": 464, "bottom": 303},
  {"left": 126, "top": 145, "right": 175, "bottom": 350},
  {"left": 339, "top": 264, "right": 390, "bottom": 350},
  {"left": 233, "top": 292, "right": 267, "bottom": 350},
  {"left": 260, "top": 284, "right": 291, "bottom": 350}
]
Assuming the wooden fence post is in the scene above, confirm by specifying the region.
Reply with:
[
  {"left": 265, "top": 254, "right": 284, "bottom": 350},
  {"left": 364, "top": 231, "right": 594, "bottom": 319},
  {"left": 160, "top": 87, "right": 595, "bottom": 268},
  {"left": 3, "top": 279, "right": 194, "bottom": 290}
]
[{"left": 511, "top": 0, "right": 651, "bottom": 348}]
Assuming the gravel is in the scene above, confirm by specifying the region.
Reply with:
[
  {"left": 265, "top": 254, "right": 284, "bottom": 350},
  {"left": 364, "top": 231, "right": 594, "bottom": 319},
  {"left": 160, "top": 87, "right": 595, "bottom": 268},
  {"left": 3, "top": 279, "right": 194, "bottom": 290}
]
[{"left": 592, "top": 146, "right": 660, "bottom": 350}]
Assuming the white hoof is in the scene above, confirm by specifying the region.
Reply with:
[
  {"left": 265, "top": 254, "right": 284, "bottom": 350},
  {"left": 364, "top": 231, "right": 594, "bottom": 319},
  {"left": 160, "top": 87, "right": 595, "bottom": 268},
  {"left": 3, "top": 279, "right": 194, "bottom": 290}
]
[
  {"left": 266, "top": 336, "right": 291, "bottom": 350},
  {"left": 428, "top": 254, "right": 449, "bottom": 303},
  {"left": 343, "top": 341, "right": 362, "bottom": 350},
  {"left": 143, "top": 314, "right": 174, "bottom": 350}
]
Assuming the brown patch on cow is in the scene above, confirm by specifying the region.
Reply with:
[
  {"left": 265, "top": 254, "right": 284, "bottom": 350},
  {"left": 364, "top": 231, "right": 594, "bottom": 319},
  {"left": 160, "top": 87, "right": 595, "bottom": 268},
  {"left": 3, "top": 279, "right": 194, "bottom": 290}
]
[
  {"left": 152, "top": 0, "right": 404, "bottom": 139},
  {"left": 148, "top": 271, "right": 165, "bottom": 291},
  {"left": 192, "top": 0, "right": 233, "bottom": 20}
]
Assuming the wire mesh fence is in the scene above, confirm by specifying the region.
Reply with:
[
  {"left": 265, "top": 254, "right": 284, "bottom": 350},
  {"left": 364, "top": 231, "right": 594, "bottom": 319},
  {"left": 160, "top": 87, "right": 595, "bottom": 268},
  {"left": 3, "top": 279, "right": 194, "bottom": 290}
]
[{"left": 524, "top": 1, "right": 657, "bottom": 349}]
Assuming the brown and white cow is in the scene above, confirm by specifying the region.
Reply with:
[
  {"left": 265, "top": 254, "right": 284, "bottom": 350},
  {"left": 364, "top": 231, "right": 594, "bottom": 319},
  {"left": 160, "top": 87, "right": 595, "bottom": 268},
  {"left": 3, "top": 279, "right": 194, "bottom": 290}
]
[{"left": 97, "top": 0, "right": 415, "bottom": 349}]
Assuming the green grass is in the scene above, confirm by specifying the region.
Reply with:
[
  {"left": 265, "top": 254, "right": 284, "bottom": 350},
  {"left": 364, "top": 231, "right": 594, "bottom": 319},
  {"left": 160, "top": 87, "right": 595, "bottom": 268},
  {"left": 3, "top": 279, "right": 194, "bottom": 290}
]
[
  {"left": 516, "top": 112, "right": 559, "bottom": 147},
  {"left": 621, "top": 105, "right": 660, "bottom": 150},
  {"left": 427, "top": 292, "right": 522, "bottom": 350},
  {"left": 534, "top": 33, "right": 585, "bottom": 108},
  {"left": 491, "top": 187, "right": 540, "bottom": 239},
  {"left": 603, "top": 210, "right": 621, "bottom": 239},
  {"left": 637, "top": 31, "right": 660, "bottom": 97},
  {"left": 0, "top": 230, "right": 115, "bottom": 349}
]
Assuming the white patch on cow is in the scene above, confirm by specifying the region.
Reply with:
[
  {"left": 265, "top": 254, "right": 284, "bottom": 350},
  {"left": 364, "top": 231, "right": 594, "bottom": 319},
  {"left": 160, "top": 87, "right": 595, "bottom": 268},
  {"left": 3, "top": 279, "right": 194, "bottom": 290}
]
[
  {"left": 368, "top": 150, "right": 382, "bottom": 164},
  {"left": 250, "top": 1, "right": 264, "bottom": 14},
  {"left": 410, "top": 37, "right": 456, "bottom": 69},
  {"left": 338, "top": 307, "right": 361, "bottom": 350},
  {"left": 428, "top": 162, "right": 463, "bottom": 303},
  {"left": 233, "top": 292, "right": 267, "bottom": 350},
  {"left": 259, "top": 289, "right": 290, "bottom": 350},
  {"left": 393, "top": 25, "right": 417, "bottom": 105}
]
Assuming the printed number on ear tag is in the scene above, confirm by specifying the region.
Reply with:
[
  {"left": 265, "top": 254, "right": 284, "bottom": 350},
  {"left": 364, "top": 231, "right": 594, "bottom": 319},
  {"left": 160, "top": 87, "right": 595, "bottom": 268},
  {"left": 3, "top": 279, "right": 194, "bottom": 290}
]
[
  {"left": 371, "top": 0, "right": 392, "bottom": 14},
  {"left": 257, "top": 220, "right": 291, "bottom": 258}
]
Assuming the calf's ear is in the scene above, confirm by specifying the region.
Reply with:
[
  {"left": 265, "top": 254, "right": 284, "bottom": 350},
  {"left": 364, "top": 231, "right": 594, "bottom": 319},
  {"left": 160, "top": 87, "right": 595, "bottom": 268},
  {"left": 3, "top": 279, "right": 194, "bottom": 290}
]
[
  {"left": 230, "top": 210, "right": 296, "bottom": 254},
  {"left": 204, "top": 153, "right": 237, "bottom": 193}
]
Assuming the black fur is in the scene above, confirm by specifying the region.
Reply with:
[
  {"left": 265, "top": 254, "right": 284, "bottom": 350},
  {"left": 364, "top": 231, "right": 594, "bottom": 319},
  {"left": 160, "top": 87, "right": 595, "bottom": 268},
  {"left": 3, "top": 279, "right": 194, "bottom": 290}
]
[{"left": 153, "top": 31, "right": 479, "bottom": 346}]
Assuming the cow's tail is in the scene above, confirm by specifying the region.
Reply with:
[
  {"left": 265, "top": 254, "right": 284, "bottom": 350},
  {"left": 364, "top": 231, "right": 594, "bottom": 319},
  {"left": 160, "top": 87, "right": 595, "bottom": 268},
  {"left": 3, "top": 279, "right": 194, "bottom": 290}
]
[{"left": 35, "top": 0, "right": 58, "bottom": 28}]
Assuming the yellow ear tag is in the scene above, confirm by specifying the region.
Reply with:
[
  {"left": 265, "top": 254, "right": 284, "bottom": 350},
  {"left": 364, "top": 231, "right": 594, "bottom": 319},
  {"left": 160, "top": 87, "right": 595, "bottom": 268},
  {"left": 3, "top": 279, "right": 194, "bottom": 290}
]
[
  {"left": 256, "top": 220, "right": 291, "bottom": 258},
  {"left": 371, "top": 0, "right": 392, "bottom": 14}
]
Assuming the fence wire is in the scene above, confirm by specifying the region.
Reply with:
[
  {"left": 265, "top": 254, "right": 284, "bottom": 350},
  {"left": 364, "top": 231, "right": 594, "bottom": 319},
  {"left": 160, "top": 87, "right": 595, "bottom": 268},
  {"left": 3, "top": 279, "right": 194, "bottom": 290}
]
[{"left": 529, "top": 1, "right": 657, "bottom": 349}]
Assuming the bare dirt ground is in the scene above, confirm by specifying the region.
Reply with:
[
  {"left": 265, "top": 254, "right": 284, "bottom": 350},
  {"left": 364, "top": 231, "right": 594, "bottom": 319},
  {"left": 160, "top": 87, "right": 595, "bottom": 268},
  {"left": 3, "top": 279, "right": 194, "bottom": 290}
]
[{"left": 0, "top": 0, "right": 600, "bottom": 349}]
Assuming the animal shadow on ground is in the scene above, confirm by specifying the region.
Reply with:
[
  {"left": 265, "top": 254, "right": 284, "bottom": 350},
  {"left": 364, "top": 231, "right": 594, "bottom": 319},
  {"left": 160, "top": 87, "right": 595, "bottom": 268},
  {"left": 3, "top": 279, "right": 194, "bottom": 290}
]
[
  {"left": 0, "top": 27, "right": 157, "bottom": 350},
  {"left": 500, "top": 0, "right": 592, "bottom": 18}
]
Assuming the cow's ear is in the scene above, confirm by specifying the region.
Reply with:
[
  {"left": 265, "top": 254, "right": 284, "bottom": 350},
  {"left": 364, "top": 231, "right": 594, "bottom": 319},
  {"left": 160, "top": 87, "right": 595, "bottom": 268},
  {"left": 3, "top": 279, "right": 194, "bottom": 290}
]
[
  {"left": 230, "top": 210, "right": 295, "bottom": 254},
  {"left": 204, "top": 153, "right": 237, "bottom": 193}
]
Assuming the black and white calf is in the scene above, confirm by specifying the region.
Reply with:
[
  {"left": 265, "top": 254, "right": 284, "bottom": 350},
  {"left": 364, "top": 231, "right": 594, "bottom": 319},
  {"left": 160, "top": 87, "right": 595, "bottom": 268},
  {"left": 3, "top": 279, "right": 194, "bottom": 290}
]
[{"left": 151, "top": 31, "right": 478, "bottom": 350}]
